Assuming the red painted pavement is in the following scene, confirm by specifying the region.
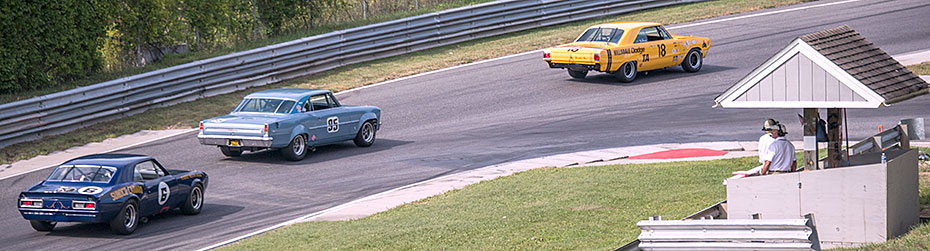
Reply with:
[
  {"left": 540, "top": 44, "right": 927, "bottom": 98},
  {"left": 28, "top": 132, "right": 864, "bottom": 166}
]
[{"left": 627, "top": 148, "right": 728, "bottom": 160}]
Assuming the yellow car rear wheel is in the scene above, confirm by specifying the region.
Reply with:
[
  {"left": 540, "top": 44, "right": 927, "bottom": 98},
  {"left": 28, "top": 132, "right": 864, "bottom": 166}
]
[
  {"left": 567, "top": 69, "right": 588, "bottom": 79},
  {"left": 615, "top": 62, "right": 637, "bottom": 83}
]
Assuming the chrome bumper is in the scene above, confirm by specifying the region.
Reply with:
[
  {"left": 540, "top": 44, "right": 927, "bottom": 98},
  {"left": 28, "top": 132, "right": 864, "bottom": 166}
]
[{"left": 197, "top": 135, "right": 273, "bottom": 148}]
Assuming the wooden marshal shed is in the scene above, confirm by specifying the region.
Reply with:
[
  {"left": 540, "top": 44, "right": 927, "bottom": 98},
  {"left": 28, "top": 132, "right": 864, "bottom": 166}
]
[{"left": 713, "top": 26, "right": 929, "bottom": 248}]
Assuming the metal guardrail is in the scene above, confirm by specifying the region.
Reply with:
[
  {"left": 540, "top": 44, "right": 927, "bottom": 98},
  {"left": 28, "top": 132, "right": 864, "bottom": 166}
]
[
  {"left": 634, "top": 214, "right": 821, "bottom": 251},
  {"left": 849, "top": 124, "right": 911, "bottom": 156},
  {"left": 0, "top": 0, "right": 703, "bottom": 149}
]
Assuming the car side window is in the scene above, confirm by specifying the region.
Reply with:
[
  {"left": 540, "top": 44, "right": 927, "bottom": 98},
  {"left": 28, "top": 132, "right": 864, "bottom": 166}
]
[
  {"left": 309, "top": 94, "right": 332, "bottom": 111},
  {"left": 302, "top": 100, "right": 312, "bottom": 112},
  {"left": 327, "top": 93, "right": 340, "bottom": 107},
  {"left": 635, "top": 26, "right": 664, "bottom": 43},
  {"left": 134, "top": 160, "right": 164, "bottom": 182},
  {"left": 658, "top": 26, "right": 672, "bottom": 40}
]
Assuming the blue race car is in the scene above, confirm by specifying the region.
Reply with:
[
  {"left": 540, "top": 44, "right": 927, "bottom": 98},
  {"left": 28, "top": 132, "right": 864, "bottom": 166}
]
[
  {"left": 17, "top": 154, "right": 208, "bottom": 234},
  {"left": 198, "top": 88, "right": 381, "bottom": 161}
]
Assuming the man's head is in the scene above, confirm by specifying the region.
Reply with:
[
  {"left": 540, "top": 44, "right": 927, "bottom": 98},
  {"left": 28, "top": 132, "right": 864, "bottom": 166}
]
[
  {"left": 777, "top": 124, "right": 788, "bottom": 137},
  {"left": 762, "top": 119, "right": 779, "bottom": 136}
]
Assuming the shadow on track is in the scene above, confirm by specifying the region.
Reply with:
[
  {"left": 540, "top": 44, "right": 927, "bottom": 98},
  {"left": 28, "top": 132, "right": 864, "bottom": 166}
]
[
  {"left": 216, "top": 138, "right": 414, "bottom": 165},
  {"left": 565, "top": 64, "right": 737, "bottom": 86},
  {"left": 39, "top": 202, "right": 244, "bottom": 239}
]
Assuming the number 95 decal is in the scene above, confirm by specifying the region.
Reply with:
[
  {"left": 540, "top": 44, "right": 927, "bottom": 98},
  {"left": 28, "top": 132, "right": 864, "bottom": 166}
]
[{"left": 327, "top": 117, "right": 339, "bottom": 133}]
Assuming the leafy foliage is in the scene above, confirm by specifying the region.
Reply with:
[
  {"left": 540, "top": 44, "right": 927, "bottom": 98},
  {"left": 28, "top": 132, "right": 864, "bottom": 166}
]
[
  {"left": 0, "top": 0, "right": 110, "bottom": 91},
  {"left": 0, "top": 0, "right": 469, "bottom": 93}
]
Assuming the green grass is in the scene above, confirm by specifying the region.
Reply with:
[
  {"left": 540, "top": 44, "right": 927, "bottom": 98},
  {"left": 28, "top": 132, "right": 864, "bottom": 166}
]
[
  {"left": 0, "top": 0, "right": 810, "bottom": 164},
  {"left": 225, "top": 157, "right": 756, "bottom": 250},
  {"left": 220, "top": 152, "right": 930, "bottom": 250},
  {"left": 907, "top": 61, "right": 930, "bottom": 75}
]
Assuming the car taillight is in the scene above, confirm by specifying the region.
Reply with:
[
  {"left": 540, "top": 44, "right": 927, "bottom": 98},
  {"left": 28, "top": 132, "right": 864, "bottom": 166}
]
[
  {"left": 200, "top": 121, "right": 204, "bottom": 130},
  {"left": 20, "top": 198, "right": 42, "bottom": 208},
  {"left": 543, "top": 49, "right": 551, "bottom": 59},
  {"left": 264, "top": 124, "right": 269, "bottom": 136},
  {"left": 73, "top": 201, "right": 96, "bottom": 210},
  {"left": 594, "top": 53, "right": 600, "bottom": 62}
]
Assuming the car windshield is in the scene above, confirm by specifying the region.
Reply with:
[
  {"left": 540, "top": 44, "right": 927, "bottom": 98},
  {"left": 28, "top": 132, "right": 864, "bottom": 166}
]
[
  {"left": 235, "top": 98, "right": 295, "bottom": 113},
  {"left": 575, "top": 27, "right": 624, "bottom": 43},
  {"left": 48, "top": 165, "right": 117, "bottom": 183}
]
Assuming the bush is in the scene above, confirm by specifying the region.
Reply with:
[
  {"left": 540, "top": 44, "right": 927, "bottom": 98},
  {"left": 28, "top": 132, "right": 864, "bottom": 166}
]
[{"left": 0, "top": 0, "right": 109, "bottom": 93}]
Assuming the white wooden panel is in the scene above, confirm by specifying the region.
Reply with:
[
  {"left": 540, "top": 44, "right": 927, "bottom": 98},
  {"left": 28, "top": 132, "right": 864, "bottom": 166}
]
[
  {"left": 773, "top": 64, "right": 787, "bottom": 101},
  {"left": 799, "top": 54, "right": 813, "bottom": 101},
  {"left": 786, "top": 54, "right": 800, "bottom": 101},
  {"left": 746, "top": 82, "right": 760, "bottom": 101},
  {"left": 854, "top": 92, "right": 866, "bottom": 102},
  {"left": 840, "top": 82, "right": 854, "bottom": 101},
  {"left": 761, "top": 68, "right": 775, "bottom": 101},
  {"left": 812, "top": 61, "right": 826, "bottom": 101},
  {"left": 826, "top": 74, "right": 840, "bottom": 101}
]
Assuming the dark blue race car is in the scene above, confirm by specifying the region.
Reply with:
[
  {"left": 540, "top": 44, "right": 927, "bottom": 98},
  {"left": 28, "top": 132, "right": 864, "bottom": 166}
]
[{"left": 17, "top": 154, "right": 208, "bottom": 234}]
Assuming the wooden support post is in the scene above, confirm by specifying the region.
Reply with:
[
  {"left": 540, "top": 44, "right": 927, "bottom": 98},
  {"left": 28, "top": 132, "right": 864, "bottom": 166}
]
[
  {"left": 803, "top": 108, "right": 820, "bottom": 170},
  {"left": 826, "top": 108, "right": 842, "bottom": 168}
]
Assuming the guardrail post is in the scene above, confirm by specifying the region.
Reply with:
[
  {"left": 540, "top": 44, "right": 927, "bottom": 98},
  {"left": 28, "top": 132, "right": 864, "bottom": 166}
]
[
  {"left": 898, "top": 124, "right": 910, "bottom": 150},
  {"left": 804, "top": 213, "right": 822, "bottom": 251}
]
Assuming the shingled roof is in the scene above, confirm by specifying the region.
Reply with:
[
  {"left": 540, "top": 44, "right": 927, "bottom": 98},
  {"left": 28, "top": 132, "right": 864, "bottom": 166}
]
[
  {"left": 800, "top": 25, "right": 928, "bottom": 104},
  {"left": 715, "top": 26, "right": 929, "bottom": 108}
]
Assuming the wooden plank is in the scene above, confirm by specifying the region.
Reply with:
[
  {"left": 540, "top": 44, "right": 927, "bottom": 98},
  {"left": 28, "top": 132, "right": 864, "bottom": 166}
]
[
  {"left": 812, "top": 62, "right": 826, "bottom": 101},
  {"left": 799, "top": 54, "right": 813, "bottom": 101},
  {"left": 786, "top": 54, "right": 800, "bottom": 101},
  {"left": 826, "top": 108, "right": 842, "bottom": 168},
  {"left": 804, "top": 108, "right": 820, "bottom": 170}
]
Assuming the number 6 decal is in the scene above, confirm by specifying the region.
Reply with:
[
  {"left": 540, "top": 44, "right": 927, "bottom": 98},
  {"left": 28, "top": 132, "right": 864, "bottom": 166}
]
[{"left": 327, "top": 117, "right": 339, "bottom": 133}]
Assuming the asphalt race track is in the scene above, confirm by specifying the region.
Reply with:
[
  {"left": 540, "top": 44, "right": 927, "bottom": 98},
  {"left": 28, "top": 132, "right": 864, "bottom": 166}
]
[{"left": 3, "top": 0, "right": 929, "bottom": 250}]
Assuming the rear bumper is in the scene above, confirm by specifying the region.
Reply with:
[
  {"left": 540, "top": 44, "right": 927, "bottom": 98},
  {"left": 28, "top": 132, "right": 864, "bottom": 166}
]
[
  {"left": 198, "top": 135, "right": 273, "bottom": 148},
  {"left": 20, "top": 209, "right": 106, "bottom": 223},
  {"left": 547, "top": 62, "right": 601, "bottom": 71}
]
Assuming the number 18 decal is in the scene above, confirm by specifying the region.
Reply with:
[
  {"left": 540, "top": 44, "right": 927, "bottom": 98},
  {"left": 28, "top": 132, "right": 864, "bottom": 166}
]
[{"left": 327, "top": 117, "right": 339, "bottom": 133}]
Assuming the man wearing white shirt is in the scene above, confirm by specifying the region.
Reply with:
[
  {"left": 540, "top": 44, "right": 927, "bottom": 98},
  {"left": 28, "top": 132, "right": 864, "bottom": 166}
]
[
  {"left": 758, "top": 119, "right": 778, "bottom": 164},
  {"left": 762, "top": 124, "right": 797, "bottom": 175}
]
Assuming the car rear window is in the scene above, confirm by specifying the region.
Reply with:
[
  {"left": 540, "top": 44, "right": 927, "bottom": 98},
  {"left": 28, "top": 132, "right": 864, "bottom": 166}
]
[
  {"left": 236, "top": 98, "right": 288, "bottom": 113},
  {"left": 48, "top": 165, "right": 117, "bottom": 183},
  {"left": 576, "top": 28, "right": 624, "bottom": 43}
]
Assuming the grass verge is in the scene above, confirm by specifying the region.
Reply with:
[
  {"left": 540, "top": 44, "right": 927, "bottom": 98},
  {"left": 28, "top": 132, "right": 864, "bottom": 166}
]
[
  {"left": 0, "top": 0, "right": 809, "bottom": 164},
  {"left": 222, "top": 153, "right": 930, "bottom": 250},
  {"left": 907, "top": 61, "right": 930, "bottom": 75},
  {"left": 225, "top": 157, "right": 755, "bottom": 250}
]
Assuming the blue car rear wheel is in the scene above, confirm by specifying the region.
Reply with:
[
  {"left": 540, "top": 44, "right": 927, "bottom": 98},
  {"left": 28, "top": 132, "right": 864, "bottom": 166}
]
[{"left": 109, "top": 200, "right": 138, "bottom": 235}]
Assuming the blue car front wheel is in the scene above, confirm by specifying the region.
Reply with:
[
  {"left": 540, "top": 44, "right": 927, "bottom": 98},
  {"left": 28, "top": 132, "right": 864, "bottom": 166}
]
[{"left": 354, "top": 121, "right": 377, "bottom": 147}]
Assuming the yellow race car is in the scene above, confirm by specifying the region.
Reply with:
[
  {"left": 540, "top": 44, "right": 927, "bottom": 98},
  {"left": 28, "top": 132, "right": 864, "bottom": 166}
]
[{"left": 544, "top": 22, "right": 710, "bottom": 82}]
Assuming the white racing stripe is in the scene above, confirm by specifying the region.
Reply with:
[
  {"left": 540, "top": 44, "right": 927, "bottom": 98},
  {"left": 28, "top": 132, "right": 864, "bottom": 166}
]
[{"left": 198, "top": 0, "right": 875, "bottom": 249}]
